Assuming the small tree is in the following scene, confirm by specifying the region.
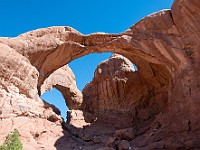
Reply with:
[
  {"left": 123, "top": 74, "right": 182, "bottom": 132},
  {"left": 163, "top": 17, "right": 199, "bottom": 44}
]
[{"left": 0, "top": 129, "right": 22, "bottom": 150}]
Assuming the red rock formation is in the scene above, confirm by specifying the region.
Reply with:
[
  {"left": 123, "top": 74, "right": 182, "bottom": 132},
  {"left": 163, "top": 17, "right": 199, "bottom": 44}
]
[
  {"left": 0, "top": 0, "right": 200, "bottom": 149},
  {"left": 83, "top": 54, "right": 142, "bottom": 112},
  {"left": 66, "top": 54, "right": 169, "bottom": 149},
  {"left": 82, "top": 54, "right": 150, "bottom": 128},
  {"left": 40, "top": 65, "right": 83, "bottom": 110}
]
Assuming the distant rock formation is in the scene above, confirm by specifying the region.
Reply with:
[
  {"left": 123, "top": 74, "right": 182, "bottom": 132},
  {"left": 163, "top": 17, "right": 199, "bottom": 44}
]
[
  {"left": 83, "top": 54, "right": 139, "bottom": 113},
  {"left": 82, "top": 54, "right": 149, "bottom": 127},
  {"left": 67, "top": 53, "right": 169, "bottom": 149},
  {"left": 1, "top": 0, "right": 200, "bottom": 149},
  {"left": 40, "top": 65, "right": 83, "bottom": 110}
]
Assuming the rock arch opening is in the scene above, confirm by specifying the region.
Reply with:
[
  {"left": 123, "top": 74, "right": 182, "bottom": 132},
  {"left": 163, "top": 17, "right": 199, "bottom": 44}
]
[
  {"left": 8, "top": 25, "right": 173, "bottom": 148},
  {"left": 39, "top": 64, "right": 83, "bottom": 121},
  {"left": 40, "top": 88, "right": 69, "bottom": 121},
  {"left": 68, "top": 52, "right": 114, "bottom": 91},
  {"left": 62, "top": 51, "right": 171, "bottom": 147},
  {"left": 34, "top": 30, "right": 172, "bottom": 127},
  {"left": 37, "top": 45, "right": 171, "bottom": 130},
  {"left": 2, "top": 1, "right": 200, "bottom": 148},
  {"left": 39, "top": 52, "right": 139, "bottom": 122}
]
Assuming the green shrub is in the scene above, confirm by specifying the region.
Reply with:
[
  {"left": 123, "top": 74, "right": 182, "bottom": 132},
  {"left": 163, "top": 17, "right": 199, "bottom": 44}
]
[{"left": 0, "top": 129, "right": 23, "bottom": 150}]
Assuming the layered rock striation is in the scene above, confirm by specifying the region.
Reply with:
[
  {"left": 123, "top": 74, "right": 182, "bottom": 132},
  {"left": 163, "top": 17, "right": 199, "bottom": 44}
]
[
  {"left": 82, "top": 54, "right": 150, "bottom": 127},
  {"left": 66, "top": 54, "right": 169, "bottom": 149},
  {"left": 83, "top": 54, "right": 144, "bottom": 114}
]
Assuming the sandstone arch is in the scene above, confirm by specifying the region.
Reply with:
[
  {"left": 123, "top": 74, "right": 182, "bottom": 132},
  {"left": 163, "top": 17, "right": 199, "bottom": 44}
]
[
  {"left": 40, "top": 65, "right": 83, "bottom": 110},
  {"left": 1, "top": 10, "right": 180, "bottom": 97},
  {"left": 1, "top": 0, "right": 200, "bottom": 149},
  {"left": 0, "top": 3, "right": 196, "bottom": 113}
]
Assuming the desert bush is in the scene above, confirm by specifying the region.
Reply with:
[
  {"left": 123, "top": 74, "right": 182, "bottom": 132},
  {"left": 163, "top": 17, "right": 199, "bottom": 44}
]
[{"left": 0, "top": 129, "right": 22, "bottom": 150}]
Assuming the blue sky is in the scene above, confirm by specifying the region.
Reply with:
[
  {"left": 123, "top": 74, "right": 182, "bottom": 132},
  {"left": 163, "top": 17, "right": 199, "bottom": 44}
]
[{"left": 0, "top": 0, "right": 174, "bottom": 120}]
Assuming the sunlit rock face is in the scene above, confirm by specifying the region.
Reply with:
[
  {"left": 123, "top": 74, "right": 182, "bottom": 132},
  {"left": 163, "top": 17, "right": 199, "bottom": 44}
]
[
  {"left": 40, "top": 65, "right": 83, "bottom": 110},
  {"left": 1, "top": 0, "right": 200, "bottom": 149},
  {"left": 82, "top": 54, "right": 151, "bottom": 127},
  {"left": 83, "top": 54, "right": 141, "bottom": 113},
  {"left": 67, "top": 53, "right": 169, "bottom": 149}
]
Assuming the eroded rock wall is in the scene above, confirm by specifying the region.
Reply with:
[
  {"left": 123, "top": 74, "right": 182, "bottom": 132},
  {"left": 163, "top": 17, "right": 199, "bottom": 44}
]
[
  {"left": 66, "top": 54, "right": 169, "bottom": 149},
  {"left": 82, "top": 54, "right": 151, "bottom": 127},
  {"left": 83, "top": 54, "right": 145, "bottom": 112},
  {"left": 0, "top": 44, "right": 82, "bottom": 149}
]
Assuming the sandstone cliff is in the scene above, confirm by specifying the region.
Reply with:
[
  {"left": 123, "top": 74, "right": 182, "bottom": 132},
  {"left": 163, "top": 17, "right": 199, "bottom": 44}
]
[
  {"left": 66, "top": 53, "right": 169, "bottom": 149},
  {"left": 0, "top": 0, "right": 200, "bottom": 149},
  {"left": 83, "top": 54, "right": 142, "bottom": 113},
  {"left": 82, "top": 54, "right": 150, "bottom": 127}
]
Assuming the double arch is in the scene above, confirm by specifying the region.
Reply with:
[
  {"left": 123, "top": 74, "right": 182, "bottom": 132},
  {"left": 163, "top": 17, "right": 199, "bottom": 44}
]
[{"left": 19, "top": 10, "right": 186, "bottom": 96}]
